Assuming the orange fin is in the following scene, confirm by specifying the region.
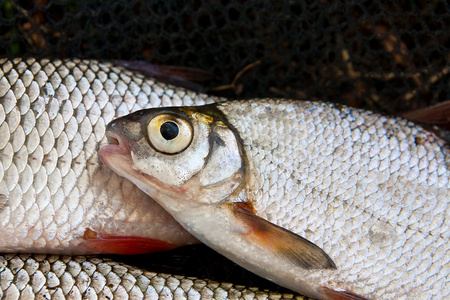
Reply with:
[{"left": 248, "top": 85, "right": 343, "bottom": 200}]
[
  {"left": 322, "top": 286, "right": 369, "bottom": 300},
  {"left": 80, "top": 228, "right": 177, "bottom": 255},
  {"left": 232, "top": 203, "right": 336, "bottom": 269},
  {"left": 111, "top": 60, "right": 212, "bottom": 91},
  {"left": 399, "top": 100, "right": 450, "bottom": 129}
]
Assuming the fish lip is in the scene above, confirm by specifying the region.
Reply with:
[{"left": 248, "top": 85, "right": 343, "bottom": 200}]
[{"left": 99, "top": 130, "right": 131, "bottom": 165}]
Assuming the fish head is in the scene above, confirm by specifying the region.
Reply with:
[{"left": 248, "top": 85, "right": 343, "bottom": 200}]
[{"left": 99, "top": 105, "right": 247, "bottom": 213}]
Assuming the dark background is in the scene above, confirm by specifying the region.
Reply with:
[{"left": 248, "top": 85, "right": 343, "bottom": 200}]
[{"left": 1, "top": 0, "right": 449, "bottom": 294}]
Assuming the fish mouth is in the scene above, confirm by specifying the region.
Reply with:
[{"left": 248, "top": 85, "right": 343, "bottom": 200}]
[
  {"left": 99, "top": 123, "right": 187, "bottom": 202},
  {"left": 101, "top": 129, "right": 130, "bottom": 155},
  {"left": 99, "top": 129, "right": 159, "bottom": 190},
  {"left": 99, "top": 130, "right": 134, "bottom": 176}
]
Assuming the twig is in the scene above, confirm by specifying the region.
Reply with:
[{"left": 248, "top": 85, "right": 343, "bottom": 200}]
[{"left": 208, "top": 60, "right": 262, "bottom": 93}]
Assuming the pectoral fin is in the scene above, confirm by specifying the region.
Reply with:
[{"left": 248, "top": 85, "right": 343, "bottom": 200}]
[{"left": 232, "top": 203, "right": 336, "bottom": 270}]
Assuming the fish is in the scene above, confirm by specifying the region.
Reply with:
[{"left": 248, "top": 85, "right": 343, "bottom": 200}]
[
  {"left": 0, "top": 58, "right": 313, "bottom": 299},
  {"left": 100, "top": 99, "right": 450, "bottom": 299},
  {"left": 0, "top": 57, "right": 220, "bottom": 255},
  {"left": 0, "top": 253, "right": 305, "bottom": 299}
]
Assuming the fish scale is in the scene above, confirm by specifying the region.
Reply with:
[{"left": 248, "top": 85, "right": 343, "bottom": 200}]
[
  {"left": 217, "top": 99, "right": 449, "bottom": 298},
  {"left": 0, "top": 57, "right": 213, "bottom": 253},
  {"left": 0, "top": 254, "right": 303, "bottom": 299}
]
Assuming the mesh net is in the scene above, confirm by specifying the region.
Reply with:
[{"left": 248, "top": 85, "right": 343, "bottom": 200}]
[
  {"left": 1, "top": 0, "right": 449, "bottom": 114},
  {"left": 1, "top": 0, "right": 449, "bottom": 292}
]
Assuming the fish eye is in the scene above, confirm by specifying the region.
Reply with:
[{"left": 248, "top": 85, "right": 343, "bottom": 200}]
[
  {"left": 147, "top": 114, "right": 193, "bottom": 154},
  {"left": 160, "top": 121, "right": 179, "bottom": 140}
]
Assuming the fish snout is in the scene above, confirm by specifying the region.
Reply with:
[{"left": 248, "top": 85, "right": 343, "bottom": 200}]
[
  {"left": 105, "top": 120, "right": 127, "bottom": 147},
  {"left": 99, "top": 119, "right": 133, "bottom": 165}
]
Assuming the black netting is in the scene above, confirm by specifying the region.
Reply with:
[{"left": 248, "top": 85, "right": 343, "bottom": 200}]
[
  {"left": 1, "top": 0, "right": 449, "bottom": 292},
  {"left": 1, "top": 0, "right": 449, "bottom": 114}
]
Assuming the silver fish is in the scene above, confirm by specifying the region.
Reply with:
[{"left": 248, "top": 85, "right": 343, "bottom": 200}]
[
  {"left": 0, "top": 57, "right": 211, "bottom": 254},
  {"left": 0, "top": 253, "right": 304, "bottom": 299},
  {"left": 0, "top": 58, "right": 312, "bottom": 299},
  {"left": 100, "top": 99, "right": 450, "bottom": 299}
]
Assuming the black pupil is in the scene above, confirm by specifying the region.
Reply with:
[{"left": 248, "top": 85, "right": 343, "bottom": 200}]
[{"left": 160, "top": 121, "right": 179, "bottom": 140}]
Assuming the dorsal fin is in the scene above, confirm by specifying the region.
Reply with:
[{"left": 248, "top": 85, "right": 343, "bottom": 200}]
[
  {"left": 110, "top": 60, "right": 212, "bottom": 92},
  {"left": 399, "top": 99, "right": 450, "bottom": 130}
]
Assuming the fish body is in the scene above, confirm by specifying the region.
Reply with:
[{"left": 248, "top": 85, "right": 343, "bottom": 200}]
[
  {"left": 101, "top": 99, "right": 450, "bottom": 299},
  {"left": 0, "top": 58, "right": 311, "bottom": 299},
  {"left": 0, "top": 58, "right": 218, "bottom": 254},
  {"left": 0, "top": 254, "right": 303, "bottom": 299}
]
